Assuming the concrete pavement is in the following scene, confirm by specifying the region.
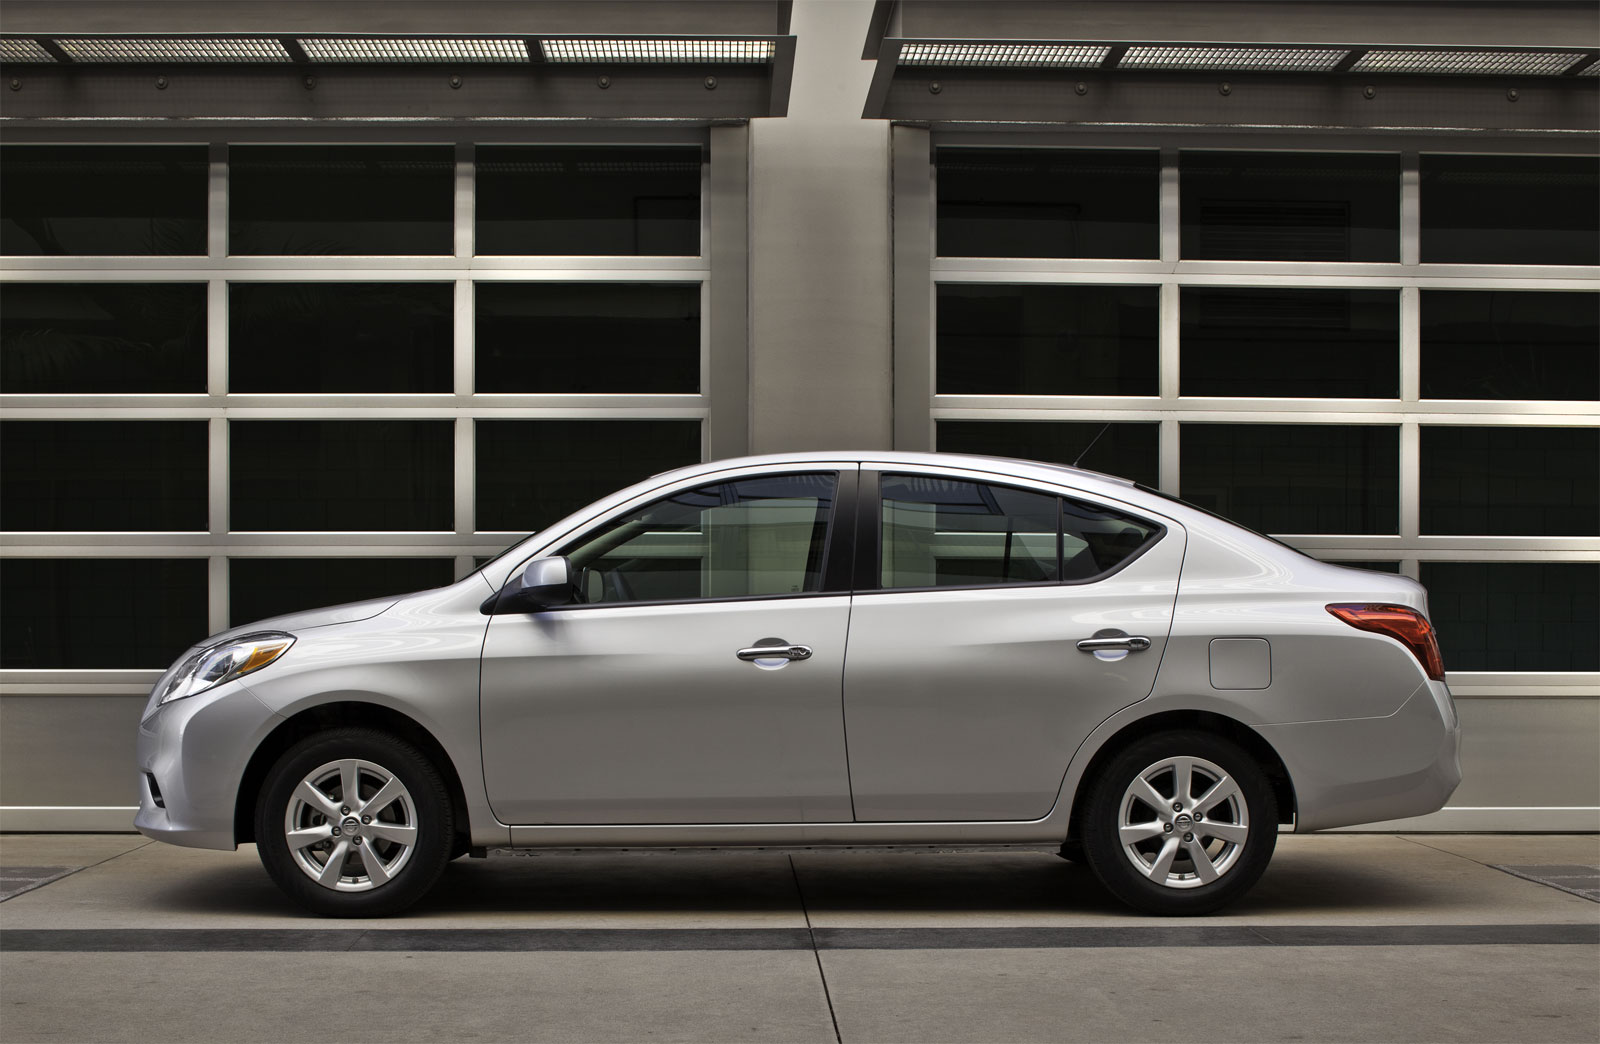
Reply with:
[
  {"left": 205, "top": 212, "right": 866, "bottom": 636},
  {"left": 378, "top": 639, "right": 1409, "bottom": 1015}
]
[{"left": 1, "top": 833, "right": 1596, "bottom": 1042}]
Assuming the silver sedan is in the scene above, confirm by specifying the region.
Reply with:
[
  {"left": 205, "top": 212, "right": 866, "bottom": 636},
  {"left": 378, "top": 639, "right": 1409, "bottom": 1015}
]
[{"left": 135, "top": 452, "right": 1460, "bottom": 916}]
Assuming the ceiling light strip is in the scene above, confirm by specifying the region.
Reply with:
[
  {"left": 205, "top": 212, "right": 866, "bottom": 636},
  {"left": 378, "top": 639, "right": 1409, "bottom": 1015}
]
[
  {"left": 897, "top": 42, "right": 1109, "bottom": 68},
  {"left": 0, "top": 37, "right": 56, "bottom": 63},
  {"left": 1119, "top": 45, "right": 1348, "bottom": 72},
  {"left": 538, "top": 38, "right": 777, "bottom": 63},
  {"left": 297, "top": 37, "right": 528, "bottom": 63},
  {"left": 1350, "top": 49, "right": 1588, "bottom": 75},
  {"left": 54, "top": 36, "right": 294, "bottom": 63}
]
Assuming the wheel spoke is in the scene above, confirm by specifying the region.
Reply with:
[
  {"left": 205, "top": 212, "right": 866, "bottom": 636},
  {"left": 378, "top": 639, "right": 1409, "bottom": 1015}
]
[
  {"left": 367, "top": 821, "right": 417, "bottom": 846},
  {"left": 286, "top": 824, "right": 333, "bottom": 851},
  {"left": 1131, "top": 777, "right": 1169, "bottom": 816},
  {"left": 358, "top": 843, "right": 390, "bottom": 886},
  {"left": 293, "top": 780, "right": 341, "bottom": 821},
  {"left": 1119, "top": 820, "right": 1167, "bottom": 846},
  {"left": 339, "top": 760, "right": 361, "bottom": 809},
  {"left": 359, "top": 777, "right": 404, "bottom": 819},
  {"left": 1170, "top": 758, "right": 1193, "bottom": 806},
  {"left": 1146, "top": 837, "right": 1180, "bottom": 881},
  {"left": 1185, "top": 838, "right": 1220, "bottom": 883},
  {"left": 1200, "top": 820, "right": 1249, "bottom": 845},
  {"left": 1194, "top": 775, "right": 1240, "bottom": 816},
  {"left": 318, "top": 840, "right": 351, "bottom": 886}
]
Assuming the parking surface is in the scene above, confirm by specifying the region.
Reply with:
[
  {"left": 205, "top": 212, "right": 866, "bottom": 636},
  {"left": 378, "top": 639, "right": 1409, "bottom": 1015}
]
[{"left": 1, "top": 833, "right": 1596, "bottom": 1042}]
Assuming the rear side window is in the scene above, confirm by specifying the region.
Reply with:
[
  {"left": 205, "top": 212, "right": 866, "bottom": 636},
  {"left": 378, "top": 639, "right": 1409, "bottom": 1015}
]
[{"left": 878, "top": 474, "right": 1160, "bottom": 590}]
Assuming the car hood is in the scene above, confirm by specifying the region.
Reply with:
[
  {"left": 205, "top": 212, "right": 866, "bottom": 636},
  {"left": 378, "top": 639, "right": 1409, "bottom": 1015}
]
[{"left": 200, "top": 595, "right": 401, "bottom": 647}]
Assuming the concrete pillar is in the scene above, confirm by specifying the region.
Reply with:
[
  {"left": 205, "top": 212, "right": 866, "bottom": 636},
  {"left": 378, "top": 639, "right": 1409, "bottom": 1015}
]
[{"left": 748, "top": 0, "right": 892, "bottom": 453}]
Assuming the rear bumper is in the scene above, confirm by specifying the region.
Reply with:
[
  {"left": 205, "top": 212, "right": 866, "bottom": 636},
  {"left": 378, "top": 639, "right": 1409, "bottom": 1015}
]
[{"left": 1263, "top": 680, "right": 1462, "bottom": 832}]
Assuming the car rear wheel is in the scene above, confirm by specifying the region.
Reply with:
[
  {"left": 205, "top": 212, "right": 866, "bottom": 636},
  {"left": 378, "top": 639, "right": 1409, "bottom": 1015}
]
[
  {"left": 1081, "top": 730, "right": 1277, "bottom": 915},
  {"left": 255, "top": 728, "right": 452, "bottom": 917}
]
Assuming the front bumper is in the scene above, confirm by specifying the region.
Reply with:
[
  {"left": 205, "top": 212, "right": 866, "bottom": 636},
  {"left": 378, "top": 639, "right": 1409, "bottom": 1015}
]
[
  {"left": 134, "top": 683, "right": 285, "bottom": 851},
  {"left": 1263, "top": 679, "right": 1462, "bottom": 832}
]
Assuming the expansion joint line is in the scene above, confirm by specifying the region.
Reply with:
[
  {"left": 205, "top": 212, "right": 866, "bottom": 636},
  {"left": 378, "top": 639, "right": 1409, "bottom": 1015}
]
[{"left": 789, "top": 854, "right": 842, "bottom": 1044}]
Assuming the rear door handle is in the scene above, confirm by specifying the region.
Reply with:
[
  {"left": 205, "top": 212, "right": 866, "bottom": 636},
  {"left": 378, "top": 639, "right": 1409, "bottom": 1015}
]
[
  {"left": 1076, "top": 635, "right": 1151, "bottom": 653},
  {"left": 737, "top": 642, "right": 813, "bottom": 663}
]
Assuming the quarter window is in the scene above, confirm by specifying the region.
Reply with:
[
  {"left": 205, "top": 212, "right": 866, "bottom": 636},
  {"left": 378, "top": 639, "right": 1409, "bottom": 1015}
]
[{"left": 559, "top": 472, "right": 838, "bottom": 606}]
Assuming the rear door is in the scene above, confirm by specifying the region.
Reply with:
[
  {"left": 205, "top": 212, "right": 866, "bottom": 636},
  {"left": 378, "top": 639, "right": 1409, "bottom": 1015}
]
[{"left": 841, "top": 465, "right": 1184, "bottom": 822}]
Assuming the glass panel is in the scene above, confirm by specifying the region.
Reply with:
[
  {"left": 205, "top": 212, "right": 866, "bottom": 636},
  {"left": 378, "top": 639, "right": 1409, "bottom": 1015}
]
[
  {"left": 935, "top": 148, "right": 1159, "bottom": 259},
  {"left": 560, "top": 473, "right": 837, "bottom": 605},
  {"left": 1, "top": 283, "right": 206, "bottom": 393},
  {"left": 1180, "top": 288, "right": 1398, "bottom": 398},
  {"left": 1, "top": 558, "right": 207, "bottom": 668},
  {"left": 229, "top": 283, "right": 452, "bottom": 393},
  {"left": 937, "top": 284, "right": 1158, "bottom": 395},
  {"left": 880, "top": 475, "right": 1060, "bottom": 589},
  {"left": 475, "top": 419, "right": 702, "bottom": 532},
  {"left": 1180, "top": 424, "right": 1399, "bottom": 534},
  {"left": 0, "top": 145, "right": 207, "bottom": 255},
  {"left": 230, "top": 557, "right": 456, "bottom": 626},
  {"left": 476, "top": 146, "right": 701, "bottom": 256},
  {"left": 1323, "top": 559, "right": 1402, "bottom": 573},
  {"left": 1, "top": 421, "right": 207, "bottom": 531},
  {"left": 1180, "top": 151, "right": 1399, "bottom": 262},
  {"left": 230, "top": 421, "right": 453, "bottom": 531},
  {"left": 476, "top": 283, "right": 700, "bottom": 394},
  {"left": 1421, "top": 427, "right": 1599, "bottom": 536},
  {"left": 1060, "top": 498, "right": 1162, "bottom": 582},
  {"left": 229, "top": 146, "right": 454, "bottom": 255},
  {"left": 1421, "top": 291, "right": 1600, "bottom": 401},
  {"left": 936, "top": 420, "right": 1160, "bottom": 489},
  {"left": 1421, "top": 563, "right": 1598, "bottom": 672},
  {"left": 1421, "top": 155, "right": 1599, "bottom": 266}
]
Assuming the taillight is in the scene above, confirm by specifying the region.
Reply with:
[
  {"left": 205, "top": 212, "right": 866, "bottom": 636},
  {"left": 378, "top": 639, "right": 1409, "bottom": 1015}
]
[{"left": 1327, "top": 604, "right": 1446, "bottom": 681}]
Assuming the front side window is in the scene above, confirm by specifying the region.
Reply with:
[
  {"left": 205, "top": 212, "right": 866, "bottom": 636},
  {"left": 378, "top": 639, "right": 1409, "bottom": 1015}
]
[{"left": 559, "top": 472, "right": 838, "bottom": 606}]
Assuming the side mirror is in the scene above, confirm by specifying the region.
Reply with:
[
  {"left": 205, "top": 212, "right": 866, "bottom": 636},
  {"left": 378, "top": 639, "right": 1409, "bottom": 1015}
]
[{"left": 482, "top": 556, "right": 577, "bottom": 614}]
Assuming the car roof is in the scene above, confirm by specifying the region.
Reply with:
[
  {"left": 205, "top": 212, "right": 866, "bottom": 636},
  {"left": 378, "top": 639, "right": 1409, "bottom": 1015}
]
[{"left": 652, "top": 450, "right": 1137, "bottom": 493}]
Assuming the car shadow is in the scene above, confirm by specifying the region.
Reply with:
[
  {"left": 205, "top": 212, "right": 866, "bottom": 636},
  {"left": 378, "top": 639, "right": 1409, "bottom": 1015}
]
[{"left": 137, "top": 846, "right": 1451, "bottom": 921}]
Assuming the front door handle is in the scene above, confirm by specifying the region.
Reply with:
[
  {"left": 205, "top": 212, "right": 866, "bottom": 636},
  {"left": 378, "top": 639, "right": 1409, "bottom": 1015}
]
[
  {"left": 737, "top": 640, "right": 813, "bottom": 663},
  {"left": 1076, "top": 635, "right": 1152, "bottom": 653}
]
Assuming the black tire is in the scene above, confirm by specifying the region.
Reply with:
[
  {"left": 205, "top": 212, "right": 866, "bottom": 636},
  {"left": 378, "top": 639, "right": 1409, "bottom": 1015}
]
[
  {"left": 1080, "top": 730, "right": 1277, "bottom": 916},
  {"left": 255, "top": 727, "right": 454, "bottom": 917}
]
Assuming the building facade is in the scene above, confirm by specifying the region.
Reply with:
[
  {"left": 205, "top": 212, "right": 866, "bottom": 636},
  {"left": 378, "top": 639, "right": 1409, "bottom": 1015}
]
[{"left": 1, "top": 1, "right": 1595, "bottom": 831}]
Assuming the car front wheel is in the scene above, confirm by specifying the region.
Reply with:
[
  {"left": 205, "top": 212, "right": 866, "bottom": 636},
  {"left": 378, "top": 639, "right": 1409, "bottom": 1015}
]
[
  {"left": 255, "top": 728, "right": 453, "bottom": 917},
  {"left": 1081, "top": 730, "right": 1277, "bottom": 915}
]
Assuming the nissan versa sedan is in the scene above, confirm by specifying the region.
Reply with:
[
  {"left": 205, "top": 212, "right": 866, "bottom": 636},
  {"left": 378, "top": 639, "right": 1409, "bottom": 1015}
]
[{"left": 136, "top": 452, "right": 1461, "bottom": 916}]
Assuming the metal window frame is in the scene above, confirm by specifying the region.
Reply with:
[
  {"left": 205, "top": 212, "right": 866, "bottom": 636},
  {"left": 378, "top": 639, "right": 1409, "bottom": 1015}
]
[
  {"left": 895, "top": 127, "right": 1599, "bottom": 692},
  {"left": 0, "top": 131, "right": 752, "bottom": 686}
]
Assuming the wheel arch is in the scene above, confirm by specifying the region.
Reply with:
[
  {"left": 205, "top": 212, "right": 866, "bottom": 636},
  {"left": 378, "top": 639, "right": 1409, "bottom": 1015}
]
[
  {"left": 233, "top": 701, "right": 471, "bottom": 854},
  {"left": 1065, "top": 709, "right": 1296, "bottom": 844}
]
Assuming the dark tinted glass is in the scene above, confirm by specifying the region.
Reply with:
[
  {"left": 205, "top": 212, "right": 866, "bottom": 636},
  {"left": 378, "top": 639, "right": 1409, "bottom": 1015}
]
[
  {"left": 937, "top": 284, "right": 1158, "bottom": 395},
  {"left": 1, "top": 421, "right": 207, "bottom": 531},
  {"left": 475, "top": 420, "right": 701, "bottom": 531},
  {"left": 229, "top": 146, "right": 453, "bottom": 255},
  {"left": 937, "top": 420, "right": 1160, "bottom": 489},
  {"left": 1181, "top": 152, "right": 1399, "bottom": 262},
  {"left": 1327, "top": 560, "right": 1402, "bottom": 573},
  {"left": 936, "top": 148, "right": 1159, "bottom": 259},
  {"left": 561, "top": 473, "right": 837, "bottom": 604},
  {"left": 230, "top": 421, "right": 453, "bottom": 531},
  {"left": 1, "top": 558, "right": 207, "bottom": 668},
  {"left": 476, "top": 283, "right": 699, "bottom": 394},
  {"left": 1421, "top": 427, "right": 1599, "bottom": 536},
  {"left": 1181, "top": 424, "right": 1398, "bottom": 534},
  {"left": 229, "top": 283, "right": 452, "bottom": 393},
  {"left": 880, "top": 475, "right": 1060, "bottom": 588},
  {"left": 1180, "top": 288, "right": 1398, "bottom": 398},
  {"left": 0, "top": 146, "right": 207, "bottom": 256},
  {"left": 1421, "top": 155, "right": 1599, "bottom": 266},
  {"left": 230, "top": 557, "right": 456, "bottom": 626},
  {"left": 476, "top": 146, "right": 701, "bottom": 256},
  {"left": 1, "top": 283, "right": 206, "bottom": 393},
  {"left": 1421, "top": 562, "right": 1598, "bottom": 671},
  {"left": 1421, "top": 291, "right": 1599, "bottom": 401}
]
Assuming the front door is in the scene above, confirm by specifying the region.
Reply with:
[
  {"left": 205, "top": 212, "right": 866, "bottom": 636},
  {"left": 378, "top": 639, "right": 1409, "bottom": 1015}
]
[
  {"left": 480, "top": 468, "right": 855, "bottom": 824},
  {"left": 842, "top": 467, "right": 1183, "bottom": 822}
]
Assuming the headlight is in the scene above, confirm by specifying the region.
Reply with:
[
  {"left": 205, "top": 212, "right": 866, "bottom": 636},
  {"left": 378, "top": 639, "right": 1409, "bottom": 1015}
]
[{"left": 155, "top": 632, "right": 295, "bottom": 707}]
